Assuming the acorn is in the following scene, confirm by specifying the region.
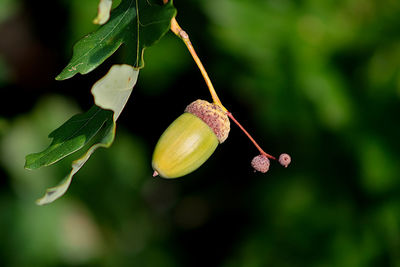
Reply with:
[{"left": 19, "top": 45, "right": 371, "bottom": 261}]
[{"left": 152, "top": 99, "right": 230, "bottom": 178}]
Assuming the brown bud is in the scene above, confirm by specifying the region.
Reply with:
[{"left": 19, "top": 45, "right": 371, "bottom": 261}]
[
  {"left": 251, "top": 155, "right": 270, "bottom": 173},
  {"left": 185, "top": 99, "right": 230, "bottom": 143},
  {"left": 279, "top": 153, "right": 291, "bottom": 168}
]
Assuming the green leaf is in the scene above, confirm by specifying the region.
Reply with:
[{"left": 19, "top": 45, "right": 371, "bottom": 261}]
[
  {"left": 35, "top": 119, "right": 115, "bottom": 205},
  {"left": 25, "top": 106, "right": 114, "bottom": 170},
  {"left": 26, "top": 64, "right": 138, "bottom": 170},
  {"left": 27, "top": 64, "right": 139, "bottom": 205},
  {"left": 56, "top": 0, "right": 176, "bottom": 80}
]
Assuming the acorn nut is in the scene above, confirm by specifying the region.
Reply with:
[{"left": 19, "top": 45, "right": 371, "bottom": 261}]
[{"left": 152, "top": 99, "right": 230, "bottom": 178}]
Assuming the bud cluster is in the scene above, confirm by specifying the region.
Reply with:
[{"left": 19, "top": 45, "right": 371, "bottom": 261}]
[{"left": 251, "top": 153, "right": 291, "bottom": 173}]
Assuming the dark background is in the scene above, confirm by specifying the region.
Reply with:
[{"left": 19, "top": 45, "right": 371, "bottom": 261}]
[{"left": 1, "top": 0, "right": 400, "bottom": 266}]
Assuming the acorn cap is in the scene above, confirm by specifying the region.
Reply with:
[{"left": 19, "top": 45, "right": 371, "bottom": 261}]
[{"left": 185, "top": 99, "right": 230, "bottom": 143}]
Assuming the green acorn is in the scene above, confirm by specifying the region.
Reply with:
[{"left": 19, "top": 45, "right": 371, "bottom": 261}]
[
  {"left": 152, "top": 99, "right": 230, "bottom": 178},
  {"left": 152, "top": 16, "right": 290, "bottom": 178}
]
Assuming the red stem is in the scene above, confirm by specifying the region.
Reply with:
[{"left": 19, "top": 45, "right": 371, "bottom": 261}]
[{"left": 227, "top": 112, "right": 276, "bottom": 160}]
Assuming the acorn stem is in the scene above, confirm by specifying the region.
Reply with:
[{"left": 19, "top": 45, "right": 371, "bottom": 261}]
[
  {"left": 169, "top": 18, "right": 227, "bottom": 113},
  {"left": 166, "top": 8, "right": 276, "bottom": 161},
  {"left": 227, "top": 112, "right": 276, "bottom": 160}
]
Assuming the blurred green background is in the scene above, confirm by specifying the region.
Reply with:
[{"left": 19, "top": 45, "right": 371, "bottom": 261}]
[{"left": 1, "top": 0, "right": 400, "bottom": 266}]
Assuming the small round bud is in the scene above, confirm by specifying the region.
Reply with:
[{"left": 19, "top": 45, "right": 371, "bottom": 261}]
[
  {"left": 251, "top": 155, "right": 270, "bottom": 173},
  {"left": 279, "top": 153, "right": 291, "bottom": 168}
]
